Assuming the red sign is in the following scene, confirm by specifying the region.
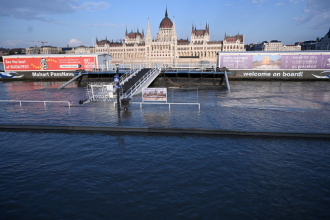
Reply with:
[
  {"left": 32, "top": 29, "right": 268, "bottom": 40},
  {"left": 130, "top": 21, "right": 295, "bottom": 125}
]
[{"left": 4, "top": 56, "right": 97, "bottom": 71}]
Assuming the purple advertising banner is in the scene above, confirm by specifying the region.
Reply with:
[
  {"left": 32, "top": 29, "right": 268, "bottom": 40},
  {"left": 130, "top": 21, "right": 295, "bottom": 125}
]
[
  {"left": 321, "top": 55, "right": 330, "bottom": 69},
  {"left": 281, "top": 55, "right": 321, "bottom": 69},
  {"left": 220, "top": 55, "right": 253, "bottom": 69},
  {"left": 220, "top": 54, "right": 330, "bottom": 70},
  {"left": 281, "top": 55, "right": 330, "bottom": 69}
]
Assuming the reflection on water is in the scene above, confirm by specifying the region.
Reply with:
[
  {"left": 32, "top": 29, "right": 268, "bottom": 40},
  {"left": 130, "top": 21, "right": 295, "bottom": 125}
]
[
  {"left": 4, "top": 81, "right": 78, "bottom": 102},
  {"left": 0, "top": 81, "right": 330, "bottom": 133},
  {"left": 217, "top": 81, "right": 329, "bottom": 112},
  {"left": 142, "top": 110, "right": 170, "bottom": 127}
]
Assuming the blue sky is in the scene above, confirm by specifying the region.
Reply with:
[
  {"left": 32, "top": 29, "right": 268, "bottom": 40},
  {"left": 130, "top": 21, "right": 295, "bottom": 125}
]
[{"left": 0, "top": 0, "right": 329, "bottom": 48}]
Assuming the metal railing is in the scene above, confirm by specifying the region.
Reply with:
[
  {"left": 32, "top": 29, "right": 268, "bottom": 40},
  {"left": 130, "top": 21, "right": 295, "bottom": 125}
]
[
  {"left": 0, "top": 100, "right": 71, "bottom": 108},
  {"left": 119, "top": 67, "right": 143, "bottom": 85},
  {"left": 162, "top": 63, "right": 217, "bottom": 72},
  {"left": 87, "top": 63, "right": 218, "bottom": 72},
  {"left": 132, "top": 102, "right": 200, "bottom": 110}
]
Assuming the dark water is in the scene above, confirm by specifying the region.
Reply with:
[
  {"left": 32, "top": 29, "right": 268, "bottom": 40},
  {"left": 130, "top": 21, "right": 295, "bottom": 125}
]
[{"left": 0, "top": 81, "right": 330, "bottom": 219}]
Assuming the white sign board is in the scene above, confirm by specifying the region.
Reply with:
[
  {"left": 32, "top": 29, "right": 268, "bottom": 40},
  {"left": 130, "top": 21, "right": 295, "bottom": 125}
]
[
  {"left": 142, "top": 88, "right": 167, "bottom": 102},
  {"left": 105, "top": 85, "right": 113, "bottom": 91}
]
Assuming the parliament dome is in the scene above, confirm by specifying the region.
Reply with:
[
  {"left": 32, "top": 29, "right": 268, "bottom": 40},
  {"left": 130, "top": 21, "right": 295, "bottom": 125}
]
[{"left": 159, "top": 8, "right": 173, "bottom": 28}]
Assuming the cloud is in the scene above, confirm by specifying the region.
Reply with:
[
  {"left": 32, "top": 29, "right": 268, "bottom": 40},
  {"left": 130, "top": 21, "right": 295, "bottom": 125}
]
[
  {"left": 226, "top": 3, "right": 232, "bottom": 6},
  {"left": 72, "top": 1, "right": 110, "bottom": 11},
  {"left": 276, "top": 2, "right": 283, "bottom": 6},
  {"left": 293, "top": 0, "right": 330, "bottom": 29},
  {"left": 0, "top": 0, "right": 110, "bottom": 24},
  {"left": 83, "top": 23, "right": 125, "bottom": 28},
  {"left": 68, "top": 39, "right": 83, "bottom": 46},
  {"left": 252, "top": 0, "right": 267, "bottom": 3}
]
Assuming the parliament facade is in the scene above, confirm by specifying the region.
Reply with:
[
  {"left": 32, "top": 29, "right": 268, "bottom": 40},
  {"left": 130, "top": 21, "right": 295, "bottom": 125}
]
[{"left": 95, "top": 8, "right": 245, "bottom": 64}]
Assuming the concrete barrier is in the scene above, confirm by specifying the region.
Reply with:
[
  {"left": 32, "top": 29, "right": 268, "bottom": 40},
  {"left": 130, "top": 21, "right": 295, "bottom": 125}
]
[{"left": 0, "top": 124, "right": 329, "bottom": 138}]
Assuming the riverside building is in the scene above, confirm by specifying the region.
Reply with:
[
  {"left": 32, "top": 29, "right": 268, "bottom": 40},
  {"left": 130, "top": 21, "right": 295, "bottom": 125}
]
[
  {"left": 316, "top": 28, "right": 330, "bottom": 50},
  {"left": 248, "top": 40, "right": 301, "bottom": 51},
  {"left": 95, "top": 8, "right": 245, "bottom": 65}
]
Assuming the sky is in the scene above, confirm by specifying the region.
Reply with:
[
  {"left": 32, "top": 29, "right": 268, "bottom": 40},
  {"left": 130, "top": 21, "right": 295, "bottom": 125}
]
[{"left": 0, "top": 0, "right": 329, "bottom": 48}]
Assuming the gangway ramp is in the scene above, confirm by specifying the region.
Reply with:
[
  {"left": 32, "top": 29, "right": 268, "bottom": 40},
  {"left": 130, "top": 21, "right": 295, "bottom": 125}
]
[
  {"left": 121, "top": 68, "right": 151, "bottom": 93},
  {"left": 121, "top": 67, "right": 161, "bottom": 99},
  {"left": 58, "top": 73, "right": 83, "bottom": 89}
]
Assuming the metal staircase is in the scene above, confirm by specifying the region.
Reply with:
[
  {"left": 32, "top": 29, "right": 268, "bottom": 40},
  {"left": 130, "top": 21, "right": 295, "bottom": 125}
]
[
  {"left": 121, "top": 67, "right": 161, "bottom": 99},
  {"left": 58, "top": 72, "right": 83, "bottom": 89},
  {"left": 118, "top": 67, "right": 143, "bottom": 85}
]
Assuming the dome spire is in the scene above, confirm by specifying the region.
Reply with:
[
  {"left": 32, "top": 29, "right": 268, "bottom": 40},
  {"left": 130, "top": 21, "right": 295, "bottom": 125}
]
[{"left": 165, "top": 6, "right": 168, "bottom": 17}]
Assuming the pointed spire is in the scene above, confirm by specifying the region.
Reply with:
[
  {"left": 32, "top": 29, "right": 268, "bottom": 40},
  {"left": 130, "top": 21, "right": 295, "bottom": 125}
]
[
  {"left": 96, "top": 37, "right": 98, "bottom": 42},
  {"left": 165, "top": 6, "right": 168, "bottom": 17},
  {"left": 125, "top": 27, "right": 128, "bottom": 36},
  {"left": 206, "top": 22, "right": 208, "bottom": 30},
  {"left": 195, "top": 25, "right": 196, "bottom": 31},
  {"left": 146, "top": 18, "right": 152, "bottom": 42},
  {"left": 137, "top": 26, "right": 139, "bottom": 34},
  {"left": 172, "top": 16, "right": 177, "bottom": 39}
]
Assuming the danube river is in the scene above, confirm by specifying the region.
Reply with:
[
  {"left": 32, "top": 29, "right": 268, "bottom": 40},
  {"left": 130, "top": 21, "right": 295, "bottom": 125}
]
[{"left": 0, "top": 80, "right": 329, "bottom": 219}]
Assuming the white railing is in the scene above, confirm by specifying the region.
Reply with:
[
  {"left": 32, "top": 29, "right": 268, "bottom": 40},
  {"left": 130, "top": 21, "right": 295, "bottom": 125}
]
[
  {"left": 107, "top": 63, "right": 145, "bottom": 71},
  {"left": 132, "top": 102, "right": 200, "bottom": 110},
  {"left": 86, "top": 64, "right": 109, "bottom": 71},
  {"left": 162, "top": 63, "right": 217, "bottom": 72},
  {"left": 0, "top": 100, "right": 71, "bottom": 108},
  {"left": 119, "top": 67, "right": 142, "bottom": 85},
  {"left": 112, "top": 62, "right": 217, "bottom": 70},
  {"left": 85, "top": 84, "right": 116, "bottom": 102},
  {"left": 86, "top": 63, "right": 218, "bottom": 72}
]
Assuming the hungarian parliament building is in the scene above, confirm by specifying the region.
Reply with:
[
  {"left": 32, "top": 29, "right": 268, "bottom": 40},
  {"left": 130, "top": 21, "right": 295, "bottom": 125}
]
[{"left": 95, "top": 8, "right": 244, "bottom": 64}]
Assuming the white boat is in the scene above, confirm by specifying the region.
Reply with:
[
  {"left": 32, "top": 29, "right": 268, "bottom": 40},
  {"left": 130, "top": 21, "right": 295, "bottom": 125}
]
[{"left": 0, "top": 71, "right": 24, "bottom": 78}]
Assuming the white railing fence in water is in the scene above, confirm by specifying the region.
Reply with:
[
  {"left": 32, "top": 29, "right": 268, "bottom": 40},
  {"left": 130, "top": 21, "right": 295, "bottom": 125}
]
[{"left": 0, "top": 100, "right": 71, "bottom": 108}]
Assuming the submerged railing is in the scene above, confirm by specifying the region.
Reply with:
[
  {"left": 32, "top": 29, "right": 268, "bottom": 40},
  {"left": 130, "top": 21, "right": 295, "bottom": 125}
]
[{"left": 0, "top": 100, "right": 71, "bottom": 108}]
